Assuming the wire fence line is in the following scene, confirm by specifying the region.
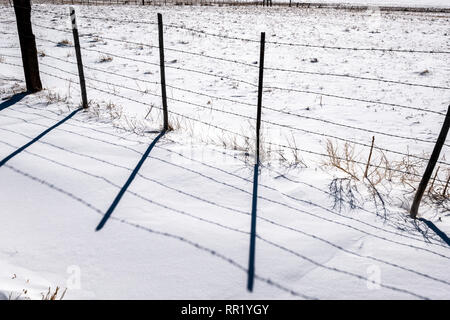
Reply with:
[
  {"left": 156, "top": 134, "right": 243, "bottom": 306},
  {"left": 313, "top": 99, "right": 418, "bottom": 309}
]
[
  {"left": 5, "top": 3, "right": 450, "bottom": 57},
  {"left": 23, "top": 52, "right": 447, "bottom": 148},
  {"left": 1, "top": 9, "right": 449, "bottom": 175},
  {"left": 23, "top": 22, "right": 450, "bottom": 117},
  {"left": 3, "top": 33, "right": 450, "bottom": 148},
  {"left": 4, "top": 12, "right": 450, "bottom": 92},
  {"left": 3, "top": 38, "right": 450, "bottom": 170},
  {"left": 13, "top": 11, "right": 450, "bottom": 90},
  {"left": 23, "top": 6, "right": 450, "bottom": 55},
  {"left": 29, "top": 21, "right": 450, "bottom": 91},
  {"left": 32, "top": 22, "right": 260, "bottom": 68},
  {"left": 9, "top": 27, "right": 446, "bottom": 122},
  {"left": 38, "top": 52, "right": 449, "bottom": 156},
  {"left": 10, "top": 61, "right": 450, "bottom": 187},
  {"left": 1, "top": 54, "right": 449, "bottom": 181},
  {"left": 5, "top": 4, "right": 450, "bottom": 55}
]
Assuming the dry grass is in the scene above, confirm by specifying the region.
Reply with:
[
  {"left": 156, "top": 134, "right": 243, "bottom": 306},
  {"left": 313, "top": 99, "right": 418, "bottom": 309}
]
[
  {"left": 323, "top": 138, "right": 448, "bottom": 214},
  {"left": 98, "top": 55, "right": 113, "bottom": 63},
  {"left": 425, "top": 168, "right": 450, "bottom": 212},
  {"left": 123, "top": 115, "right": 142, "bottom": 135},
  {"left": 88, "top": 100, "right": 123, "bottom": 123},
  {"left": 323, "top": 139, "right": 424, "bottom": 187},
  {"left": 325, "top": 139, "right": 360, "bottom": 181},
  {"left": 41, "top": 286, "right": 67, "bottom": 300},
  {"left": 43, "top": 90, "right": 69, "bottom": 105},
  {"left": 8, "top": 289, "right": 30, "bottom": 300},
  {"left": 105, "top": 101, "right": 123, "bottom": 121},
  {"left": 57, "top": 39, "right": 72, "bottom": 47},
  {"left": 7, "top": 273, "right": 66, "bottom": 300},
  {"left": 0, "top": 81, "right": 25, "bottom": 96}
]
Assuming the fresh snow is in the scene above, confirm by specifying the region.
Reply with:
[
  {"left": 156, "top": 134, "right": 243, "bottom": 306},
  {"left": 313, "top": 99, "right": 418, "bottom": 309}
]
[
  {"left": 0, "top": 4, "right": 449, "bottom": 299},
  {"left": 287, "top": 0, "right": 450, "bottom": 8}
]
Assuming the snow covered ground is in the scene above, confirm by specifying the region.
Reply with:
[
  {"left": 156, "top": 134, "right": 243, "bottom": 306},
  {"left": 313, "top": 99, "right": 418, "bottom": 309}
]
[
  {"left": 0, "top": 4, "right": 449, "bottom": 299},
  {"left": 285, "top": 0, "right": 450, "bottom": 8},
  {"left": 29, "top": 0, "right": 450, "bottom": 9}
]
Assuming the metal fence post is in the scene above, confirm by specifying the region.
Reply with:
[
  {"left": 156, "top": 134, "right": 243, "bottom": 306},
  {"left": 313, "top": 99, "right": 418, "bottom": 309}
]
[
  {"left": 247, "top": 31, "right": 265, "bottom": 293},
  {"left": 70, "top": 7, "right": 88, "bottom": 109},
  {"left": 410, "top": 105, "right": 450, "bottom": 218},
  {"left": 158, "top": 13, "right": 169, "bottom": 131}
]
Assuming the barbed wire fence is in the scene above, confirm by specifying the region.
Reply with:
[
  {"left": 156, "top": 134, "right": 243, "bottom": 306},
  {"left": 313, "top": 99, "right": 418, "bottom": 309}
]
[
  {"left": 1, "top": 2, "right": 450, "bottom": 293},
  {"left": 2, "top": 4, "right": 450, "bottom": 179},
  {"left": 2, "top": 3, "right": 449, "bottom": 186}
]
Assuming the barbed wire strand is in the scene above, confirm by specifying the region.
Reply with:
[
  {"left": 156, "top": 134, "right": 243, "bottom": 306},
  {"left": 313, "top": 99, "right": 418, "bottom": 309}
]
[
  {"left": 30, "top": 55, "right": 450, "bottom": 156},
  {"left": 29, "top": 22, "right": 450, "bottom": 91},
  {"left": 3, "top": 56, "right": 448, "bottom": 169},
  {"left": 28, "top": 31, "right": 447, "bottom": 117},
  {"left": 6, "top": 4, "right": 450, "bottom": 55}
]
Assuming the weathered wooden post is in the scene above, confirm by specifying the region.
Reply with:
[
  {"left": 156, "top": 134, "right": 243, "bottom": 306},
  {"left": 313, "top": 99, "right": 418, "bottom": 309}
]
[
  {"left": 247, "top": 32, "right": 265, "bottom": 293},
  {"left": 410, "top": 105, "right": 450, "bottom": 218},
  {"left": 13, "top": 0, "right": 42, "bottom": 93},
  {"left": 157, "top": 13, "right": 169, "bottom": 131},
  {"left": 70, "top": 7, "right": 88, "bottom": 109}
]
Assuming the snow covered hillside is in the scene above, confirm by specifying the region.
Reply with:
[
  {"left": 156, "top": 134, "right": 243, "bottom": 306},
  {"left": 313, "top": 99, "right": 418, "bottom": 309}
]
[{"left": 0, "top": 4, "right": 449, "bottom": 299}]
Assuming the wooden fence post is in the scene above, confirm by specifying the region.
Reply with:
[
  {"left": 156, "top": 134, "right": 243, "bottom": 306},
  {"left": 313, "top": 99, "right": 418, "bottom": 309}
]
[
  {"left": 13, "top": 0, "right": 42, "bottom": 93},
  {"left": 70, "top": 7, "right": 88, "bottom": 109},
  {"left": 157, "top": 13, "right": 169, "bottom": 131},
  {"left": 247, "top": 32, "right": 265, "bottom": 293},
  {"left": 410, "top": 105, "right": 450, "bottom": 218}
]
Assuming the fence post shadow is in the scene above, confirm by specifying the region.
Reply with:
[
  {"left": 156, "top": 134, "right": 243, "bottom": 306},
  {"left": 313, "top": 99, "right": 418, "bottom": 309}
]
[
  {"left": 0, "top": 107, "right": 83, "bottom": 168},
  {"left": 0, "top": 92, "right": 29, "bottom": 112},
  {"left": 96, "top": 130, "right": 166, "bottom": 231},
  {"left": 247, "top": 161, "right": 259, "bottom": 292},
  {"left": 418, "top": 218, "right": 450, "bottom": 247}
]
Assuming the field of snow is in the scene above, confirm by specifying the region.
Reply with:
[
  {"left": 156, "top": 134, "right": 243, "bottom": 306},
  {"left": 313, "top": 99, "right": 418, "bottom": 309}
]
[
  {"left": 281, "top": 0, "right": 450, "bottom": 8},
  {"left": 27, "top": 0, "right": 450, "bottom": 9},
  {"left": 0, "top": 4, "right": 449, "bottom": 299}
]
